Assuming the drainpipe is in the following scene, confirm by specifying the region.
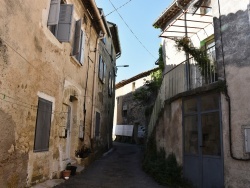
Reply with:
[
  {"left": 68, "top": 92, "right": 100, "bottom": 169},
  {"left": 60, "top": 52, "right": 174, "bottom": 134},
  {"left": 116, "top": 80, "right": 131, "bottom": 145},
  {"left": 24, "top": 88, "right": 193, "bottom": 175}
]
[
  {"left": 91, "top": 35, "right": 100, "bottom": 142},
  {"left": 83, "top": 23, "right": 93, "bottom": 143},
  {"left": 217, "top": 0, "right": 250, "bottom": 161}
]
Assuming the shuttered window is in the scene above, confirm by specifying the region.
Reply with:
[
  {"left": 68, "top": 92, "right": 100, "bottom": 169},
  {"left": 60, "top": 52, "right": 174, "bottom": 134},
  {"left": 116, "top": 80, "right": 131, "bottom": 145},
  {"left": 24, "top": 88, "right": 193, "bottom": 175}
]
[
  {"left": 47, "top": 0, "right": 60, "bottom": 26},
  {"left": 72, "top": 19, "right": 85, "bottom": 65},
  {"left": 108, "top": 71, "right": 112, "bottom": 96},
  {"left": 34, "top": 98, "right": 52, "bottom": 152},
  {"left": 99, "top": 55, "right": 104, "bottom": 81},
  {"left": 95, "top": 112, "right": 100, "bottom": 137},
  {"left": 47, "top": 0, "right": 73, "bottom": 42},
  {"left": 73, "top": 19, "right": 82, "bottom": 56},
  {"left": 98, "top": 55, "right": 106, "bottom": 83}
]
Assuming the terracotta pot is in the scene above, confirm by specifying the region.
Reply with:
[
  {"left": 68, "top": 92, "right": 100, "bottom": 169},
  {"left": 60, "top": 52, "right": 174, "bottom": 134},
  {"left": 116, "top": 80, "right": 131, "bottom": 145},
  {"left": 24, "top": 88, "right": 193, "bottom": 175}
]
[{"left": 62, "top": 170, "right": 71, "bottom": 180}]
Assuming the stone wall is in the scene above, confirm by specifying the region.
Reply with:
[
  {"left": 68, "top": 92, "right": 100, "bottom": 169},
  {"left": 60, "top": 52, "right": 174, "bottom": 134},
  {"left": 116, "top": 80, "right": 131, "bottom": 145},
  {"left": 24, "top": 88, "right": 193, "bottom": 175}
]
[{"left": 0, "top": 0, "right": 102, "bottom": 186}]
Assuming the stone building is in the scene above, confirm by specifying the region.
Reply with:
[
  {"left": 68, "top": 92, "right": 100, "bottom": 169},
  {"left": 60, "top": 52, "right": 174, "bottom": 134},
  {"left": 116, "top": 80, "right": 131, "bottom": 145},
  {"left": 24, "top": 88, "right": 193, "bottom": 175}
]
[
  {"left": 113, "top": 68, "right": 157, "bottom": 142},
  {"left": 150, "top": 0, "right": 250, "bottom": 187},
  {"left": 0, "top": 0, "right": 120, "bottom": 187}
]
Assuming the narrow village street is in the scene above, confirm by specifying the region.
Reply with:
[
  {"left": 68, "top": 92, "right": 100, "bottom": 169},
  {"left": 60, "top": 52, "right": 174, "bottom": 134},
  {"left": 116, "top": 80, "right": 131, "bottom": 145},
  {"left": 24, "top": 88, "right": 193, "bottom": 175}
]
[{"left": 55, "top": 142, "right": 165, "bottom": 188}]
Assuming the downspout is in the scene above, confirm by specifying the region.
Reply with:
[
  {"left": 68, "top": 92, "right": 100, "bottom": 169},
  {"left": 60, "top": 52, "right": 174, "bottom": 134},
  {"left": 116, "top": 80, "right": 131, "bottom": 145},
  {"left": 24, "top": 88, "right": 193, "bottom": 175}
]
[
  {"left": 217, "top": 0, "right": 250, "bottom": 161},
  {"left": 91, "top": 35, "right": 100, "bottom": 142},
  {"left": 83, "top": 21, "right": 93, "bottom": 143}
]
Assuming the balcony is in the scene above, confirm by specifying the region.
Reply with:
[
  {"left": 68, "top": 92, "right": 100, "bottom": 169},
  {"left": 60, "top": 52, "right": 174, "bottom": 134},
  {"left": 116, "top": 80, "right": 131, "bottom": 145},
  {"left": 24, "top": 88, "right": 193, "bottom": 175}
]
[{"left": 148, "top": 46, "right": 218, "bottom": 136}]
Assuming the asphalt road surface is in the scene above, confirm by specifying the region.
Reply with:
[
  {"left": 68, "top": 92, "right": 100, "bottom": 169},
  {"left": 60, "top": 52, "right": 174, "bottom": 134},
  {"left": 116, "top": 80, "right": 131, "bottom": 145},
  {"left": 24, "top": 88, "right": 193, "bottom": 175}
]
[{"left": 55, "top": 142, "right": 165, "bottom": 188}]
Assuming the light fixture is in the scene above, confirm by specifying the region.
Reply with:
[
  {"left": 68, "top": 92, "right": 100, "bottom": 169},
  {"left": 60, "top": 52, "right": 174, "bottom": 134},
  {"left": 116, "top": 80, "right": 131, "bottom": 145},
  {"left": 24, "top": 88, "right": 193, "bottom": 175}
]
[
  {"left": 115, "top": 65, "right": 129, "bottom": 68},
  {"left": 114, "top": 65, "right": 129, "bottom": 76}
]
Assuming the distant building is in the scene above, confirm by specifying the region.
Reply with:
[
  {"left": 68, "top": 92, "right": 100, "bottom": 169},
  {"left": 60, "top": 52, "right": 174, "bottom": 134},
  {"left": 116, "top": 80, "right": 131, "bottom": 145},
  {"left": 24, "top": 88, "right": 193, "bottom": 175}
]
[{"left": 113, "top": 68, "right": 158, "bottom": 142}]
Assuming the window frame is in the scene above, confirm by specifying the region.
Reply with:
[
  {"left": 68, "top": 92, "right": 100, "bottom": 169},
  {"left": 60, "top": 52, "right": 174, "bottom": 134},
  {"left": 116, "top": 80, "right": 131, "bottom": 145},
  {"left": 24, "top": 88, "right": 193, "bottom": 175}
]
[{"left": 33, "top": 98, "right": 53, "bottom": 152}]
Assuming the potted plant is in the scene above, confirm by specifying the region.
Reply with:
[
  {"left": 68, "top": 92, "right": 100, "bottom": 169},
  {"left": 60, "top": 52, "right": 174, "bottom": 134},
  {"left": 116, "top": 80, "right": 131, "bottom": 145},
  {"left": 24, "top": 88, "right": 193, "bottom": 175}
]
[
  {"left": 62, "top": 169, "right": 71, "bottom": 180},
  {"left": 65, "top": 163, "right": 77, "bottom": 176}
]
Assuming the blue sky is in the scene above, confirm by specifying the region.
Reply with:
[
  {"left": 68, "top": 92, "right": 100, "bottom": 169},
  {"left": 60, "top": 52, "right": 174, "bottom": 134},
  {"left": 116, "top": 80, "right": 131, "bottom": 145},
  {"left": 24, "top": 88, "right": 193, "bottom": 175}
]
[{"left": 95, "top": 0, "right": 171, "bottom": 83}]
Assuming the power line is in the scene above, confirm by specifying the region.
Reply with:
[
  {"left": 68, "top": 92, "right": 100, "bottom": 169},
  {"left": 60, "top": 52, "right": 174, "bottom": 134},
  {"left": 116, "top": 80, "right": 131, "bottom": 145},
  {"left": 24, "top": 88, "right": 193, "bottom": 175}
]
[
  {"left": 105, "top": 0, "right": 132, "bottom": 17},
  {"left": 107, "top": 0, "right": 157, "bottom": 60}
]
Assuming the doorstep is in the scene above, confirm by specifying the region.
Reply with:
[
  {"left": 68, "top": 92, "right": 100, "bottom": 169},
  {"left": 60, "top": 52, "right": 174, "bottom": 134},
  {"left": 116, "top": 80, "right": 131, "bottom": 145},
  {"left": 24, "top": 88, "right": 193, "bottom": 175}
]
[{"left": 31, "top": 179, "right": 65, "bottom": 188}]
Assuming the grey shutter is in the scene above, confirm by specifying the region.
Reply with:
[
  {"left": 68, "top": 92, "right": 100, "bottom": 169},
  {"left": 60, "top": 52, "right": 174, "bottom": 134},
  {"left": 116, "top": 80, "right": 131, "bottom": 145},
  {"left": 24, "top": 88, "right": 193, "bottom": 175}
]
[
  {"left": 34, "top": 98, "right": 52, "bottom": 152},
  {"left": 99, "top": 56, "right": 103, "bottom": 80},
  {"left": 103, "top": 62, "right": 106, "bottom": 83},
  {"left": 47, "top": 0, "right": 60, "bottom": 26},
  {"left": 79, "top": 31, "right": 85, "bottom": 64},
  {"left": 56, "top": 4, "right": 74, "bottom": 42},
  {"left": 95, "top": 112, "right": 100, "bottom": 137},
  {"left": 66, "top": 106, "right": 71, "bottom": 130},
  {"left": 73, "top": 19, "right": 82, "bottom": 55}
]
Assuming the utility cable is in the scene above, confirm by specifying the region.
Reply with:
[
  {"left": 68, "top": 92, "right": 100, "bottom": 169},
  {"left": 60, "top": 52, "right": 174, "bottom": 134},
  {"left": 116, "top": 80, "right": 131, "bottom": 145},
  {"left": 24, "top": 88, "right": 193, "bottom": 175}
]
[
  {"left": 105, "top": 0, "right": 132, "bottom": 17},
  {"left": 107, "top": 0, "right": 157, "bottom": 60}
]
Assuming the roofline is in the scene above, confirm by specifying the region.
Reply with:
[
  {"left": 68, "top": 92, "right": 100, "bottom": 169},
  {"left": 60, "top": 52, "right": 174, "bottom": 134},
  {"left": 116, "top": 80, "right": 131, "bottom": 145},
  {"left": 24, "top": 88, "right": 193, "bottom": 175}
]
[
  {"left": 108, "top": 21, "right": 122, "bottom": 56},
  {"left": 115, "top": 68, "right": 159, "bottom": 89},
  {"left": 153, "top": 0, "right": 193, "bottom": 30}
]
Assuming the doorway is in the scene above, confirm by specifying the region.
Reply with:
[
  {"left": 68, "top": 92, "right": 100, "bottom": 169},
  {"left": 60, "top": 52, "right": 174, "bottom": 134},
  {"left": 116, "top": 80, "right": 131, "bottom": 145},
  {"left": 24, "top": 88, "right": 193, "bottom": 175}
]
[{"left": 183, "top": 93, "right": 223, "bottom": 187}]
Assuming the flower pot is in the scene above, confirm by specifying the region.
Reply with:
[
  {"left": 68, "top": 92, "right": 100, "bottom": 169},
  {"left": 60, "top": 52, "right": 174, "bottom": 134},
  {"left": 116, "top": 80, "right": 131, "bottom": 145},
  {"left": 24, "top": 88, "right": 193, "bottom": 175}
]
[
  {"left": 66, "top": 165, "right": 77, "bottom": 176},
  {"left": 62, "top": 170, "right": 71, "bottom": 180}
]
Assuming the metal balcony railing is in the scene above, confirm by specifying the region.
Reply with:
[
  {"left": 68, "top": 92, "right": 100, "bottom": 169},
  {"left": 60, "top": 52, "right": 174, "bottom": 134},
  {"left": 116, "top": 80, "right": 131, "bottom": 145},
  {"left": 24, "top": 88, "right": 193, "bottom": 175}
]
[{"left": 148, "top": 47, "right": 218, "bottom": 136}]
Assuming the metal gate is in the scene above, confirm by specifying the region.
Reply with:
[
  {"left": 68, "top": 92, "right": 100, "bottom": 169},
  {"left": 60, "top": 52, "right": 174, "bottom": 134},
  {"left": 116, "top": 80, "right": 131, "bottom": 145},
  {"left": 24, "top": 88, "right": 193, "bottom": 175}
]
[{"left": 183, "top": 93, "right": 223, "bottom": 188}]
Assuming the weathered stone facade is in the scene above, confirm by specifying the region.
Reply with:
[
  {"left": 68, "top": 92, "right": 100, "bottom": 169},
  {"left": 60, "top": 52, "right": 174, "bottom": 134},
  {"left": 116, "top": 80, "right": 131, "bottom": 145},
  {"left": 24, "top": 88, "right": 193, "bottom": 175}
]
[
  {"left": 0, "top": 0, "right": 120, "bottom": 187},
  {"left": 114, "top": 69, "right": 157, "bottom": 141}
]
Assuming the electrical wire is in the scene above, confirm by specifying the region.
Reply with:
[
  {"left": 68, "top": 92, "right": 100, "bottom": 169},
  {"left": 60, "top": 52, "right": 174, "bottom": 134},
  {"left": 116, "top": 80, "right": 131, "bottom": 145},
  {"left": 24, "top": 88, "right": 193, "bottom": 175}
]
[
  {"left": 107, "top": 0, "right": 157, "bottom": 60},
  {"left": 0, "top": 37, "right": 63, "bottom": 90},
  {"left": 105, "top": 0, "right": 132, "bottom": 17}
]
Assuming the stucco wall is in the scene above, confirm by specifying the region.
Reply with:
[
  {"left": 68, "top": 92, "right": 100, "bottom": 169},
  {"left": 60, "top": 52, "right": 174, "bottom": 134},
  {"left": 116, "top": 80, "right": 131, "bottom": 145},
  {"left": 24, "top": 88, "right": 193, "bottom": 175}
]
[
  {"left": 155, "top": 99, "right": 183, "bottom": 164},
  {"left": 213, "top": 0, "right": 250, "bottom": 187}
]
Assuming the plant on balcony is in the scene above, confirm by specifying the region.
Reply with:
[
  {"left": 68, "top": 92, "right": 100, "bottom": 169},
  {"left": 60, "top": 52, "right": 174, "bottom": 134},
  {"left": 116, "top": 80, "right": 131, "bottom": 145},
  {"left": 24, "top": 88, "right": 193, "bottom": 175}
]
[{"left": 175, "top": 37, "right": 214, "bottom": 83}]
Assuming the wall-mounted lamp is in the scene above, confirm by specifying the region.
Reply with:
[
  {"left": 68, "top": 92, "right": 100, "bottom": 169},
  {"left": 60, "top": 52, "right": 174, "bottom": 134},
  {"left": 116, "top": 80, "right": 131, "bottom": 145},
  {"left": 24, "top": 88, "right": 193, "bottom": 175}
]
[
  {"left": 116, "top": 65, "right": 129, "bottom": 68},
  {"left": 114, "top": 65, "right": 129, "bottom": 76}
]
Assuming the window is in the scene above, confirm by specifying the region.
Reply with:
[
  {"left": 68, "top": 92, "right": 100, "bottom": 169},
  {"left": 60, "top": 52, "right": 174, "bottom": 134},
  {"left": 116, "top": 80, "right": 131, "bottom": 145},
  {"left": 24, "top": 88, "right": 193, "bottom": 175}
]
[
  {"left": 98, "top": 55, "right": 106, "bottom": 83},
  {"left": 47, "top": 0, "right": 73, "bottom": 42},
  {"left": 34, "top": 98, "right": 52, "bottom": 152},
  {"left": 95, "top": 112, "right": 100, "bottom": 137},
  {"left": 108, "top": 71, "right": 113, "bottom": 96},
  {"left": 132, "top": 82, "right": 136, "bottom": 91},
  {"left": 72, "top": 19, "right": 85, "bottom": 64}
]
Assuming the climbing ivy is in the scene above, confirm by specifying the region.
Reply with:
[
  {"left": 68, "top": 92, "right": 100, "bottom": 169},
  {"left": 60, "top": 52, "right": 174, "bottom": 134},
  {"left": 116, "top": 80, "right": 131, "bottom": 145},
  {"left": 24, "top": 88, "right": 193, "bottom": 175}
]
[{"left": 175, "top": 37, "right": 214, "bottom": 81}]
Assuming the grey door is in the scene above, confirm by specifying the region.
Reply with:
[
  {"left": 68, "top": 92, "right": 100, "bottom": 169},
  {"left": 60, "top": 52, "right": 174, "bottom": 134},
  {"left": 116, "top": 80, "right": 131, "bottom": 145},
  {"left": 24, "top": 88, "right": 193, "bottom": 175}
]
[{"left": 183, "top": 93, "right": 223, "bottom": 188}]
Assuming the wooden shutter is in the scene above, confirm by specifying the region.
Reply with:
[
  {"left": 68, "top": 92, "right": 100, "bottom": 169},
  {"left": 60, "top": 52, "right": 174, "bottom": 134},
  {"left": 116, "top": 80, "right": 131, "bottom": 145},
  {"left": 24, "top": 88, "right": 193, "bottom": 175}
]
[
  {"left": 34, "top": 98, "right": 52, "bottom": 152},
  {"left": 47, "top": 0, "right": 60, "bottom": 26},
  {"left": 103, "top": 62, "right": 106, "bottom": 83},
  {"left": 95, "top": 112, "right": 100, "bottom": 137},
  {"left": 79, "top": 31, "right": 85, "bottom": 64},
  {"left": 73, "top": 19, "right": 82, "bottom": 55},
  {"left": 66, "top": 105, "right": 71, "bottom": 130},
  {"left": 56, "top": 4, "right": 74, "bottom": 42},
  {"left": 98, "top": 56, "right": 103, "bottom": 80}
]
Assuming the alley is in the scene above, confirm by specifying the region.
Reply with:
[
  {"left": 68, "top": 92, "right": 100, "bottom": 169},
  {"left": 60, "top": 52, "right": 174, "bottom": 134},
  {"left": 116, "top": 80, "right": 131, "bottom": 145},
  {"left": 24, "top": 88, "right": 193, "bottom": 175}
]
[{"left": 55, "top": 142, "right": 165, "bottom": 188}]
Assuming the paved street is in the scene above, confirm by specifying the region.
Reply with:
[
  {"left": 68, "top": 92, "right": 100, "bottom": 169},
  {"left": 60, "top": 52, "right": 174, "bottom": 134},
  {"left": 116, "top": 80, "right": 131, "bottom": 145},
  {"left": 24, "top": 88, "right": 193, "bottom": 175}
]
[{"left": 55, "top": 142, "right": 165, "bottom": 188}]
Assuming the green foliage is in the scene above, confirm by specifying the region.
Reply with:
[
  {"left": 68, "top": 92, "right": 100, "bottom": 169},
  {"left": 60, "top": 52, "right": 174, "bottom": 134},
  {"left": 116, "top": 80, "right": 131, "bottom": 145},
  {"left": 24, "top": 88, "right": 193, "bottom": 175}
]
[
  {"left": 175, "top": 37, "right": 214, "bottom": 80},
  {"left": 133, "top": 45, "right": 163, "bottom": 104},
  {"left": 158, "top": 45, "right": 164, "bottom": 71},
  {"left": 143, "top": 134, "right": 192, "bottom": 187}
]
